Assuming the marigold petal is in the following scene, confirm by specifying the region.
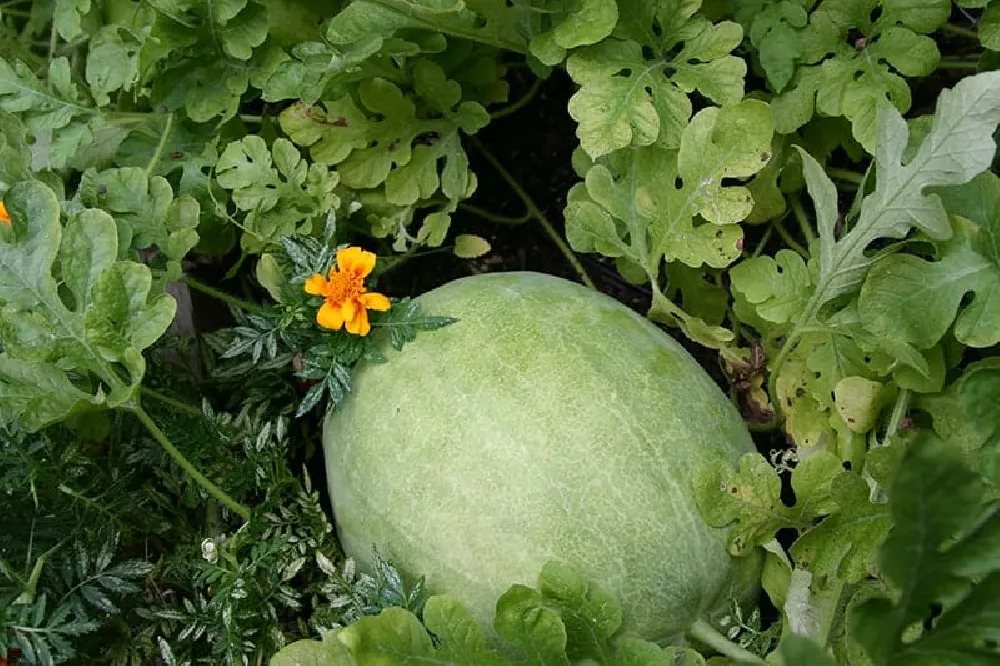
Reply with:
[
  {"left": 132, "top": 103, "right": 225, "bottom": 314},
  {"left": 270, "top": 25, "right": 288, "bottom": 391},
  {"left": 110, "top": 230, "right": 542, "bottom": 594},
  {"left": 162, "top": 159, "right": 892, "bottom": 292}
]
[
  {"left": 341, "top": 297, "right": 358, "bottom": 323},
  {"left": 359, "top": 291, "right": 391, "bottom": 311},
  {"left": 346, "top": 307, "right": 370, "bottom": 336},
  {"left": 316, "top": 301, "right": 344, "bottom": 330},
  {"left": 0, "top": 201, "right": 10, "bottom": 225},
  {"left": 304, "top": 274, "right": 328, "bottom": 296},
  {"left": 337, "top": 246, "right": 377, "bottom": 278}
]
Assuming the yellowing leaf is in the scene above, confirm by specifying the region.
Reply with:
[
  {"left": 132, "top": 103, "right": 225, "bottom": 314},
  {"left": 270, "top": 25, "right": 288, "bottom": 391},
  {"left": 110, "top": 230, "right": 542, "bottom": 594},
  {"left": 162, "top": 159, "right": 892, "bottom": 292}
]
[
  {"left": 454, "top": 234, "right": 491, "bottom": 258},
  {"left": 694, "top": 449, "right": 843, "bottom": 556},
  {"left": 834, "top": 376, "right": 893, "bottom": 433}
]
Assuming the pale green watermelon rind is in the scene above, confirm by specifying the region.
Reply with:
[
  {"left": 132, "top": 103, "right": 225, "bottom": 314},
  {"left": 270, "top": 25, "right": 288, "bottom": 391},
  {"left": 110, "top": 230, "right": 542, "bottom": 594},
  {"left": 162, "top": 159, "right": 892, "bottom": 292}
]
[{"left": 323, "top": 271, "right": 761, "bottom": 644}]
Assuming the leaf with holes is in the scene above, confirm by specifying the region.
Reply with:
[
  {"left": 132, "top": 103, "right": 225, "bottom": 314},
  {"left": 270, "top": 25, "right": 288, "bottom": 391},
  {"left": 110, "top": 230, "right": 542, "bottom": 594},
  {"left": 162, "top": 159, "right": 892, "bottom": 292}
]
[
  {"left": 763, "top": 72, "right": 1000, "bottom": 370},
  {"left": 852, "top": 433, "right": 1000, "bottom": 665},
  {"left": 567, "top": 100, "right": 773, "bottom": 274},
  {"left": 694, "top": 449, "right": 842, "bottom": 556},
  {"left": 790, "top": 471, "right": 892, "bottom": 583},
  {"left": 566, "top": 0, "right": 746, "bottom": 159},
  {"left": 767, "top": 0, "right": 949, "bottom": 151},
  {"left": 860, "top": 173, "right": 1000, "bottom": 350}
]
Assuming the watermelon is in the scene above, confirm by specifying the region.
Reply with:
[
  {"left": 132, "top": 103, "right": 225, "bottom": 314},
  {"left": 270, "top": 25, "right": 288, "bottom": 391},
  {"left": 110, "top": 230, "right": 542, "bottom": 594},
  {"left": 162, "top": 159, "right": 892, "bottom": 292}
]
[{"left": 323, "top": 271, "right": 760, "bottom": 642}]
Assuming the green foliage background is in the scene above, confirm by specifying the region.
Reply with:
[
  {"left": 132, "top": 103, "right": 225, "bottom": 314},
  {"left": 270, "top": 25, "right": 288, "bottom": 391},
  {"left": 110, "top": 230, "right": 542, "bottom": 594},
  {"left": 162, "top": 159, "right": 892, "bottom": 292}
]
[{"left": 0, "top": 0, "right": 999, "bottom": 664}]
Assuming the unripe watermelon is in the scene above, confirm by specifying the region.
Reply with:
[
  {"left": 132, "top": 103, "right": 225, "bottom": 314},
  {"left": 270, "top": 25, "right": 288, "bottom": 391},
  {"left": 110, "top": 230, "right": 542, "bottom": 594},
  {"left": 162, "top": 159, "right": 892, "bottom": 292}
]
[{"left": 323, "top": 271, "right": 760, "bottom": 643}]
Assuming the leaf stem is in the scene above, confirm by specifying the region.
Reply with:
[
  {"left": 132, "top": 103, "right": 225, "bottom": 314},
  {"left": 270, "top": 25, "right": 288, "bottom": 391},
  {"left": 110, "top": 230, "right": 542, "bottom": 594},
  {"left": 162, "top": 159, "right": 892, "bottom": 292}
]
[
  {"left": 468, "top": 137, "right": 596, "bottom": 289},
  {"left": 689, "top": 619, "right": 765, "bottom": 664},
  {"left": 937, "top": 58, "right": 981, "bottom": 71},
  {"left": 790, "top": 196, "right": 817, "bottom": 246},
  {"left": 490, "top": 77, "right": 543, "bottom": 120},
  {"left": 826, "top": 168, "right": 864, "bottom": 185},
  {"left": 240, "top": 114, "right": 263, "bottom": 124},
  {"left": 458, "top": 201, "right": 531, "bottom": 225},
  {"left": 132, "top": 405, "right": 250, "bottom": 520},
  {"left": 939, "top": 23, "right": 980, "bottom": 41},
  {"left": 47, "top": 20, "right": 57, "bottom": 61},
  {"left": 882, "top": 388, "right": 910, "bottom": 444},
  {"left": 771, "top": 218, "right": 809, "bottom": 258},
  {"left": 145, "top": 113, "right": 174, "bottom": 177},
  {"left": 866, "top": 389, "right": 911, "bottom": 502},
  {"left": 141, "top": 387, "right": 203, "bottom": 417},
  {"left": 750, "top": 225, "right": 773, "bottom": 259},
  {"left": 182, "top": 275, "right": 267, "bottom": 315},
  {"left": 767, "top": 327, "right": 803, "bottom": 404}
]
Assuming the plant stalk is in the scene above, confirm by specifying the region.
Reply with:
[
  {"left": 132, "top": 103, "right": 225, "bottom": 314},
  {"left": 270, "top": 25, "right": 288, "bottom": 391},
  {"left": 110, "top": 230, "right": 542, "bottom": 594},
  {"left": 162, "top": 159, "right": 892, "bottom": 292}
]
[
  {"left": 469, "top": 137, "right": 596, "bottom": 289},
  {"left": 182, "top": 275, "right": 267, "bottom": 315},
  {"left": 939, "top": 23, "right": 980, "bottom": 40},
  {"left": 937, "top": 58, "right": 981, "bottom": 71},
  {"left": 490, "top": 77, "right": 544, "bottom": 120},
  {"left": 750, "top": 225, "right": 773, "bottom": 259},
  {"left": 866, "top": 389, "right": 911, "bottom": 502},
  {"left": 771, "top": 218, "right": 809, "bottom": 259},
  {"left": 145, "top": 113, "right": 174, "bottom": 177},
  {"left": 689, "top": 619, "right": 765, "bottom": 664},
  {"left": 826, "top": 168, "right": 864, "bottom": 185},
  {"left": 132, "top": 405, "right": 251, "bottom": 520},
  {"left": 458, "top": 201, "right": 531, "bottom": 225},
  {"left": 790, "top": 196, "right": 818, "bottom": 245},
  {"left": 47, "top": 20, "right": 57, "bottom": 61},
  {"left": 141, "top": 387, "right": 203, "bottom": 418}
]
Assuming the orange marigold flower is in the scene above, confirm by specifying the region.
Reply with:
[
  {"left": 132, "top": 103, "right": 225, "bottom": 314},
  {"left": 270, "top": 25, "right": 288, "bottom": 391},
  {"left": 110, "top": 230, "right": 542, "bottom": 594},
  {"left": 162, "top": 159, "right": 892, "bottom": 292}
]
[
  {"left": 304, "top": 246, "right": 390, "bottom": 336},
  {"left": 0, "top": 201, "right": 10, "bottom": 225}
]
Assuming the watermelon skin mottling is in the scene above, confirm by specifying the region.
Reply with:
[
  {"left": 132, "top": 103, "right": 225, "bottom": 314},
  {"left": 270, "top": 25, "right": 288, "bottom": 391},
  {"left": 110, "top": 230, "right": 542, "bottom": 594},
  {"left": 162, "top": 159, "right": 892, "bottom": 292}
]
[{"left": 323, "top": 271, "right": 760, "bottom": 642}]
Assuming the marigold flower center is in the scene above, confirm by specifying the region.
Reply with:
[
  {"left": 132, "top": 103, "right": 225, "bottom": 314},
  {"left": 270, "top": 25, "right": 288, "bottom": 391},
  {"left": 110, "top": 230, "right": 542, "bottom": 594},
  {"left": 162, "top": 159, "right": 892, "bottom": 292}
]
[{"left": 325, "top": 271, "right": 364, "bottom": 303}]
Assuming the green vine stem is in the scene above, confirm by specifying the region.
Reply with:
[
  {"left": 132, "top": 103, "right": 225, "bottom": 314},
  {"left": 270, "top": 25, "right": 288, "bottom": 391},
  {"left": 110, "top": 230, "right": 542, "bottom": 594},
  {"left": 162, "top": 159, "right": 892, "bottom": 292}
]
[
  {"left": 468, "top": 137, "right": 597, "bottom": 289},
  {"left": 789, "top": 196, "right": 818, "bottom": 245},
  {"left": 826, "top": 168, "right": 864, "bottom": 185},
  {"left": 132, "top": 405, "right": 251, "bottom": 520},
  {"left": 688, "top": 618, "right": 766, "bottom": 664},
  {"left": 182, "top": 275, "right": 267, "bottom": 315},
  {"left": 939, "top": 23, "right": 980, "bottom": 41},
  {"left": 937, "top": 58, "right": 981, "bottom": 71},
  {"left": 141, "top": 386, "right": 203, "bottom": 418},
  {"left": 458, "top": 201, "right": 531, "bottom": 225},
  {"left": 490, "top": 77, "right": 544, "bottom": 120},
  {"left": 771, "top": 217, "right": 809, "bottom": 258},
  {"left": 866, "top": 388, "right": 911, "bottom": 502},
  {"left": 145, "top": 113, "right": 173, "bottom": 177}
]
